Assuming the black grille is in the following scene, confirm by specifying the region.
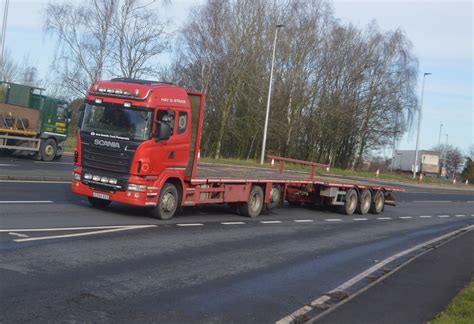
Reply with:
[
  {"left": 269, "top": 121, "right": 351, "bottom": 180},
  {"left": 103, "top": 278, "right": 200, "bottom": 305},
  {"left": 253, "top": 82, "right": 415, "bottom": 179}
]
[{"left": 82, "top": 144, "right": 132, "bottom": 173}]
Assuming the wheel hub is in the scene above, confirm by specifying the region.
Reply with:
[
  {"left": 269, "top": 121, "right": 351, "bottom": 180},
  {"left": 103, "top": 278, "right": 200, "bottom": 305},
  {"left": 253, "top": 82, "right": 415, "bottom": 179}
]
[{"left": 161, "top": 192, "right": 176, "bottom": 212}]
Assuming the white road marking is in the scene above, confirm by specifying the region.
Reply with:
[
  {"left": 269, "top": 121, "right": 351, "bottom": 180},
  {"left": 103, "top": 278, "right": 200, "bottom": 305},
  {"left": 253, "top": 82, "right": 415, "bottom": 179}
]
[
  {"left": 13, "top": 225, "right": 156, "bottom": 242},
  {"left": 325, "top": 219, "right": 342, "bottom": 222},
  {"left": 419, "top": 215, "right": 432, "bottom": 218},
  {"left": 414, "top": 200, "right": 452, "bottom": 203},
  {"left": 294, "top": 219, "right": 314, "bottom": 223},
  {"left": 399, "top": 216, "right": 413, "bottom": 219},
  {"left": 0, "top": 164, "right": 18, "bottom": 167},
  {"left": 377, "top": 217, "right": 392, "bottom": 220},
  {"left": 221, "top": 222, "right": 246, "bottom": 225},
  {"left": 0, "top": 200, "right": 53, "bottom": 204},
  {"left": 176, "top": 223, "right": 204, "bottom": 227},
  {"left": 455, "top": 215, "right": 466, "bottom": 217},
  {"left": 438, "top": 215, "right": 450, "bottom": 218},
  {"left": 0, "top": 180, "right": 70, "bottom": 184},
  {"left": 277, "top": 224, "right": 474, "bottom": 324},
  {"left": 260, "top": 220, "right": 282, "bottom": 224},
  {"left": 34, "top": 161, "right": 73, "bottom": 165},
  {"left": 0, "top": 225, "right": 153, "bottom": 232},
  {"left": 353, "top": 218, "right": 368, "bottom": 221},
  {"left": 8, "top": 232, "right": 29, "bottom": 238}
]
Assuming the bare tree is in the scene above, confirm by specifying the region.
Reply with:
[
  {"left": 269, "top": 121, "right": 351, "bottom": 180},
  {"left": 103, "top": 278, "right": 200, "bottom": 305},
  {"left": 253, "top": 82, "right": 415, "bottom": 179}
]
[{"left": 44, "top": 0, "right": 170, "bottom": 98}]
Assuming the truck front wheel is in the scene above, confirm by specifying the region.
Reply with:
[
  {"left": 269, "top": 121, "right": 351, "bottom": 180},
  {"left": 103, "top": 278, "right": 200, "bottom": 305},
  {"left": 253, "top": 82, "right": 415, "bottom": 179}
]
[
  {"left": 40, "top": 138, "right": 57, "bottom": 162},
  {"left": 239, "top": 185, "right": 264, "bottom": 218},
  {"left": 152, "top": 183, "right": 179, "bottom": 220}
]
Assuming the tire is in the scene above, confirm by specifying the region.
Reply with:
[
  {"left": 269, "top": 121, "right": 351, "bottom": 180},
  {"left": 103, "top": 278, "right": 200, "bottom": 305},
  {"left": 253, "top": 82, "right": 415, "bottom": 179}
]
[
  {"left": 151, "top": 183, "right": 179, "bottom": 220},
  {"left": 340, "top": 188, "right": 358, "bottom": 215},
  {"left": 239, "top": 185, "right": 264, "bottom": 218},
  {"left": 0, "top": 148, "right": 13, "bottom": 156},
  {"left": 356, "top": 189, "right": 372, "bottom": 215},
  {"left": 88, "top": 196, "right": 111, "bottom": 208},
  {"left": 267, "top": 185, "right": 281, "bottom": 210},
  {"left": 40, "top": 138, "right": 57, "bottom": 162},
  {"left": 370, "top": 190, "right": 385, "bottom": 214}
]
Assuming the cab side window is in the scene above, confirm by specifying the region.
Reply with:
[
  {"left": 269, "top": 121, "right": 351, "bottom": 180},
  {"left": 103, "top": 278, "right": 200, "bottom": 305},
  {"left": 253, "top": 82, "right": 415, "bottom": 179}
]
[
  {"left": 177, "top": 111, "right": 187, "bottom": 134},
  {"left": 157, "top": 110, "right": 175, "bottom": 135}
]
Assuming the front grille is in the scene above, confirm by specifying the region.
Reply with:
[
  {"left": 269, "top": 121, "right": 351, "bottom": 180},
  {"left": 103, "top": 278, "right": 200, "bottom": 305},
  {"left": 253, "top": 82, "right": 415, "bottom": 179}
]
[{"left": 82, "top": 144, "right": 132, "bottom": 173}]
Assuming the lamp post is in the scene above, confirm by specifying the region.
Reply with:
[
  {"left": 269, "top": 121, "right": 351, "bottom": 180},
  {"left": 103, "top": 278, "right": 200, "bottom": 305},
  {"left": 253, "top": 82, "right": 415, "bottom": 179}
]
[
  {"left": 413, "top": 72, "right": 432, "bottom": 178},
  {"left": 260, "top": 24, "right": 284, "bottom": 165},
  {"left": 438, "top": 124, "right": 443, "bottom": 147},
  {"left": 0, "top": 0, "right": 9, "bottom": 68}
]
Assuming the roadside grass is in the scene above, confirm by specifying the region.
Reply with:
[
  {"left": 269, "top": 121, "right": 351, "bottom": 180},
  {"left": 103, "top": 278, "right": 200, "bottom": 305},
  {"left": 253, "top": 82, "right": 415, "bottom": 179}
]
[
  {"left": 65, "top": 136, "right": 77, "bottom": 152},
  {"left": 430, "top": 278, "right": 474, "bottom": 324},
  {"left": 201, "top": 157, "right": 470, "bottom": 187}
]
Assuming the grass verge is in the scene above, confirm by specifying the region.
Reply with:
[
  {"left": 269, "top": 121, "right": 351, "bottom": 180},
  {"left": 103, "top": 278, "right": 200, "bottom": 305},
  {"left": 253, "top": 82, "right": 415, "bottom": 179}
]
[{"left": 430, "top": 278, "right": 474, "bottom": 324}]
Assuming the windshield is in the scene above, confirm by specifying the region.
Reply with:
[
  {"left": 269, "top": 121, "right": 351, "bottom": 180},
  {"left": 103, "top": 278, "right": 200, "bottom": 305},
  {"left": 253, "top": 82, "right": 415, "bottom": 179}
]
[{"left": 81, "top": 103, "right": 152, "bottom": 141}]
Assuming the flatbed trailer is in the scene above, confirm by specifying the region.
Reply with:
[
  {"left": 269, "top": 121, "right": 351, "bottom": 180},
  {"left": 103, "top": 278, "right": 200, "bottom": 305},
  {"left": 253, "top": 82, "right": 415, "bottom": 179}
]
[{"left": 72, "top": 78, "right": 402, "bottom": 219}]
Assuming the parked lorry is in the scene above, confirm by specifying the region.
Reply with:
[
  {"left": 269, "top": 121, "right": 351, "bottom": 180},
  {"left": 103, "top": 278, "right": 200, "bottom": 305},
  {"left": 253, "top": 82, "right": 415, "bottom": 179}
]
[
  {"left": 72, "top": 78, "right": 402, "bottom": 219},
  {"left": 391, "top": 150, "right": 440, "bottom": 175},
  {"left": 0, "top": 82, "right": 70, "bottom": 161}
]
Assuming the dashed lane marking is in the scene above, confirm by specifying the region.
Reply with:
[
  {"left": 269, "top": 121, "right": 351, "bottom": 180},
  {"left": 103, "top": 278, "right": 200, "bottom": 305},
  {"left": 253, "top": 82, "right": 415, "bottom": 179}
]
[
  {"left": 325, "top": 219, "right": 342, "bottom": 222},
  {"left": 294, "top": 219, "right": 314, "bottom": 223},
  {"left": 176, "top": 223, "right": 204, "bottom": 227},
  {"left": 413, "top": 200, "right": 452, "bottom": 203},
  {"left": 353, "top": 218, "right": 368, "bottom": 221},
  {"left": 455, "top": 215, "right": 466, "bottom": 217},
  {"left": 34, "top": 161, "right": 73, "bottom": 165},
  {"left": 438, "top": 215, "right": 450, "bottom": 218},
  {"left": 260, "top": 220, "right": 282, "bottom": 224},
  {"left": 0, "top": 200, "right": 53, "bottom": 204},
  {"left": 419, "top": 215, "right": 432, "bottom": 218},
  {"left": 399, "top": 216, "right": 413, "bottom": 219},
  {"left": 0, "top": 225, "right": 151, "bottom": 232},
  {"left": 377, "top": 217, "right": 392, "bottom": 220},
  {"left": 221, "top": 222, "right": 246, "bottom": 225}
]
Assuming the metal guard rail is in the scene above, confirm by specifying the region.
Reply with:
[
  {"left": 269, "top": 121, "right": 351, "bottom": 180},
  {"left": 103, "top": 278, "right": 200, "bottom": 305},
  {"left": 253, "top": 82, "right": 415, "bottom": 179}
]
[{"left": 267, "top": 155, "right": 330, "bottom": 180}]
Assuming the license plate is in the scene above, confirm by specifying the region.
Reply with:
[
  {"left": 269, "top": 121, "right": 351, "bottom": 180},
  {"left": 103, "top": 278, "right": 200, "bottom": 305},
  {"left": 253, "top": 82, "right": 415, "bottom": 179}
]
[{"left": 92, "top": 192, "right": 109, "bottom": 200}]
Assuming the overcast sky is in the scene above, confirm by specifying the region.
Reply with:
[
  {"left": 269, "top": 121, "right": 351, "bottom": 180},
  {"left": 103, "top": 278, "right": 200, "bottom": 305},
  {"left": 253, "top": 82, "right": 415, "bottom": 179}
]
[{"left": 3, "top": 0, "right": 473, "bottom": 154}]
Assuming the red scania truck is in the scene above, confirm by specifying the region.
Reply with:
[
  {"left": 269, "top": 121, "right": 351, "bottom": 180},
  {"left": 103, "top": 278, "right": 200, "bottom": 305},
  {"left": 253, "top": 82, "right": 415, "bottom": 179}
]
[{"left": 72, "top": 78, "right": 401, "bottom": 219}]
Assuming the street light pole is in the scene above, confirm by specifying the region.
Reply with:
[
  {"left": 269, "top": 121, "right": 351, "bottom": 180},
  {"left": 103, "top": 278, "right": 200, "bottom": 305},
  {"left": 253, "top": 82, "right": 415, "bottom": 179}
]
[
  {"left": 260, "top": 24, "right": 284, "bottom": 165},
  {"left": 438, "top": 124, "right": 443, "bottom": 147},
  {"left": 0, "top": 0, "right": 9, "bottom": 68},
  {"left": 413, "top": 72, "right": 432, "bottom": 178}
]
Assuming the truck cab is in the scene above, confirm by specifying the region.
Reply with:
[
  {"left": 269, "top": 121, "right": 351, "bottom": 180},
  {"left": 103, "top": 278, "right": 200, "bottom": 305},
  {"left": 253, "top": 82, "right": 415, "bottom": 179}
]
[{"left": 72, "top": 78, "right": 204, "bottom": 217}]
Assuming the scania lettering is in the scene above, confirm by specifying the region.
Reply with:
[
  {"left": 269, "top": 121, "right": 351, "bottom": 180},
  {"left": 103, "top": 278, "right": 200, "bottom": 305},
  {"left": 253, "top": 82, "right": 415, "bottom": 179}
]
[{"left": 72, "top": 78, "right": 402, "bottom": 219}]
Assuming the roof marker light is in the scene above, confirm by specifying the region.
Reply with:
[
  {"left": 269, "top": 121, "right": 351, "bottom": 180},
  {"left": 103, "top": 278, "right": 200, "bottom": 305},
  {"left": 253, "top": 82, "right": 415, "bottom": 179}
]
[
  {"left": 115, "top": 89, "right": 123, "bottom": 95},
  {"left": 134, "top": 89, "right": 140, "bottom": 97},
  {"left": 95, "top": 98, "right": 103, "bottom": 104},
  {"left": 124, "top": 102, "right": 131, "bottom": 108},
  {"left": 98, "top": 88, "right": 106, "bottom": 92}
]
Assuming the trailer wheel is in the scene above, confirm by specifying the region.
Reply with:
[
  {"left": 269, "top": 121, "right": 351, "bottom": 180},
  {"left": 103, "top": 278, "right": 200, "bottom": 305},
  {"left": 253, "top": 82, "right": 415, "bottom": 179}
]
[
  {"left": 267, "top": 185, "right": 281, "bottom": 210},
  {"left": 239, "top": 185, "right": 264, "bottom": 218},
  {"left": 88, "top": 196, "right": 111, "bottom": 208},
  {"left": 40, "top": 138, "right": 57, "bottom": 162},
  {"left": 340, "top": 188, "right": 358, "bottom": 215},
  {"left": 356, "top": 189, "right": 372, "bottom": 215},
  {"left": 370, "top": 190, "right": 385, "bottom": 214},
  {"left": 152, "top": 183, "right": 179, "bottom": 220}
]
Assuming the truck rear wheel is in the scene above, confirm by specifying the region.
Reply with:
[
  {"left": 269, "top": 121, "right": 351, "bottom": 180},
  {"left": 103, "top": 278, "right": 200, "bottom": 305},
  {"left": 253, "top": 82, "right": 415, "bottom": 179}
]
[
  {"left": 340, "top": 188, "right": 358, "bottom": 215},
  {"left": 40, "top": 138, "right": 57, "bottom": 162},
  {"left": 239, "top": 185, "right": 264, "bottom": 218},
  {"left": 370, "top": 190, "right": 385, "bottom": 214},
  {"left": 267, "top": 185, "right": 281, "bottom": 210},
  {"left": 356, "top": 189, "right": 372, "bottom": 215},
  {"left": 152, "top": 183, "right": 179, "bottom": 220},
  {"left": 88, "top": 196, "right": 111, "bottom": 208}
]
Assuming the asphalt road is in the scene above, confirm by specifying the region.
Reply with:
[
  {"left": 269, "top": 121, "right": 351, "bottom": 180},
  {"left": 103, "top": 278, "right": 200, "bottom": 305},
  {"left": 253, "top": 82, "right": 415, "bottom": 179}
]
[{"left": 1, "top": 157, "right": 473, "bottom": 323}]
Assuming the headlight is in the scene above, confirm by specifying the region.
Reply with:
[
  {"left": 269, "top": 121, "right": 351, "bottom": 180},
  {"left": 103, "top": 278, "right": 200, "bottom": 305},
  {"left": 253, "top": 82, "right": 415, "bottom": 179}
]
[
  {"left": 109, "top": 178, "right": 118, "bottom": 185},
  {"left": 84, "top": 173, "right": 92, "bottom": 180},
  {"left": 92, "top": 175, "right": 101, "bottom": 181},
  {"left": 74, "top": 173, "right": 81, "bottom": 181},
  {"left": 128, "top": 184, "right": 147, "bottom": 192}
]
